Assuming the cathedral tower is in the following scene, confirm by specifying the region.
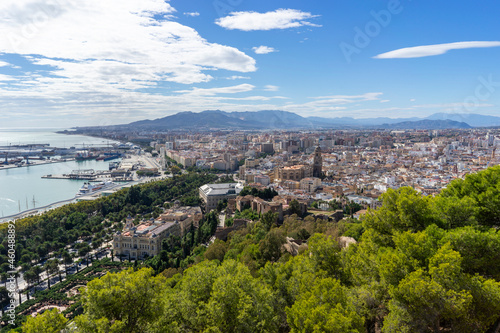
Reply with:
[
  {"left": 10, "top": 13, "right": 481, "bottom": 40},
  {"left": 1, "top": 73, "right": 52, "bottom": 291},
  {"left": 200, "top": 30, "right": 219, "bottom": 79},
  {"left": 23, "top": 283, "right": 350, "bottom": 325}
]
[{"left": 312, "top": 146, "right": 322, "bottom": 178}]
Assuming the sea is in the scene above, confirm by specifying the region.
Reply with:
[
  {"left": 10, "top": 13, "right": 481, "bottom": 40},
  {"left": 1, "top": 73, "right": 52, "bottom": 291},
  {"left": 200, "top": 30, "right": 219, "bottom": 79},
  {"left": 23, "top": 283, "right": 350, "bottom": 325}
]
[{"left": 0, "top": 128, "right": 122, "bottom": 218}]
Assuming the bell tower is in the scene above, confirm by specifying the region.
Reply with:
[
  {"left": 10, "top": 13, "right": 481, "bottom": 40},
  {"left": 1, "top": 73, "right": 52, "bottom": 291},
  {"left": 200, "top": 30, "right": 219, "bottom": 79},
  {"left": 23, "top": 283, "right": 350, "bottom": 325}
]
[{"left": 312, "top": 146, "right": 322, "bottom": 178}]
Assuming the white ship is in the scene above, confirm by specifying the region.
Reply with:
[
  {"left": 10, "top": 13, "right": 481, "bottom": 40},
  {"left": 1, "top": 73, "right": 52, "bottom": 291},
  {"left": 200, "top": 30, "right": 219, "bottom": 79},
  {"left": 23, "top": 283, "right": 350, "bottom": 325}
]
[{"left": 76, "top": 181, "right": 114, "bottom": 196}]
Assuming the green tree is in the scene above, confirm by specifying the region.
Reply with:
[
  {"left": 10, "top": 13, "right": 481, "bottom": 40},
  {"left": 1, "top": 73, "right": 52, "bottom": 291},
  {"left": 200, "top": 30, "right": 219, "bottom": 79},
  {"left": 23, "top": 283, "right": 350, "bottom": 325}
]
[
  {"left": 204, "top": 239, "right": 228, "bottom": 262},
  {"left": 170, "top": 165, "right": 181, "bottom": 175},
  {"left": 308, "top": 233, "right": 343, "bottom": 279},
  {"left": 161, "top": 260, "right": 277, "bottom": 332},
  {"left": 440, "top": 165, "right": 500, "bottom": 227},
  {"left": 383, "top": 243, "right": 500, "bottom": 333},
  {"left": 259, "top": 228, "right": 286, "bottom": 263},
  {"left": 362, "top": 187, "right": 439, "bottom": 246},
  {"left": 45, "top": 259, "right": 60, "bottom": 282},
  {"left": 289, "top": 199, "right": 302, "bottom": 216},
  {"left": 286, "top": 277, "right": 364, "bottom": 333},
  {"left": 0, "top": 286, "right": 8, "bottom": 303},
  {"left": 21, "top": 308, "right": 67, "bottom": 333},
  {"left": 75, "top": 267, "right": 165, "bottom": 332},
  {"left": 261, "top": 210, "right": 278, "bottom": 231},
  {"left": 440, "top": 226, "right": 500, "bottom": 279}
]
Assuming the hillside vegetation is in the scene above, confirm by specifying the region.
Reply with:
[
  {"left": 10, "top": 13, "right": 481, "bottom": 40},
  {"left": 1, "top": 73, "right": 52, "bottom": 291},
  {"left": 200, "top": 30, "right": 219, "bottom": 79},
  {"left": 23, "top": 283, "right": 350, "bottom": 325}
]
[{"left": 11, "top": 166, "right": 500, "bottom": 332}]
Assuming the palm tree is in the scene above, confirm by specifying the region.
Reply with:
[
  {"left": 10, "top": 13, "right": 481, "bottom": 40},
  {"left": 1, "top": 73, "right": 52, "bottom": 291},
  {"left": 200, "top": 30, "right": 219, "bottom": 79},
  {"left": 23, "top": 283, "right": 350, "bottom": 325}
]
[
  {"left": 63, "top": 251, "right": 73, "bottom": 275},
  {"left": 45, "top": 259, "right": 60, "bottom": 288},
  {"left": 32, "top": 265, "right": 42, "bottom": 285},
  {"left": 24, "top": 269, "right": 37, "bottom": 298}
]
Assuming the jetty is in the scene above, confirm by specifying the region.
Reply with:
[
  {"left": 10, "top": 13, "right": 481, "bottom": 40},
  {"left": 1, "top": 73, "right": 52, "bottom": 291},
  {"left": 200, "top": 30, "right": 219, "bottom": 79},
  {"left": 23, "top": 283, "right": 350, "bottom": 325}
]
[{"left": 42, "top": 169, "right": 114, "bottom": 181}]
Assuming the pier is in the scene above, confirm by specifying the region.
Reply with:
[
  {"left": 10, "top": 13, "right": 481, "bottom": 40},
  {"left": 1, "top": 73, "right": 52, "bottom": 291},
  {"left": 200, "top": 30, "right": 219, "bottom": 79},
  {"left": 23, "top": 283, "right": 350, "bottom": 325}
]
[
  {"left": 0, "top": 158, "right": 74, "bottom": 170},
  {"left": 42, "top": 169, "right": 116, "bottom": 181}
]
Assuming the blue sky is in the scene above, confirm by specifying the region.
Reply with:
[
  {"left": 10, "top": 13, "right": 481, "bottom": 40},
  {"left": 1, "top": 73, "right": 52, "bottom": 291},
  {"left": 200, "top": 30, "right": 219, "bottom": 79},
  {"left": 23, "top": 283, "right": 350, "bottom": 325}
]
[{"left": 0, "top": 0, "right": 499, "bottom": 127}]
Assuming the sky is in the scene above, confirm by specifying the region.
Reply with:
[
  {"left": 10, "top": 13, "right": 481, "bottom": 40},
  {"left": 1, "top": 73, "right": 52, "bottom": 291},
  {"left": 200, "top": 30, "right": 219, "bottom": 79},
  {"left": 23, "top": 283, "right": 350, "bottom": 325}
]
[{"left": 1, "top": 0, "right": 500, "bottom": 128}]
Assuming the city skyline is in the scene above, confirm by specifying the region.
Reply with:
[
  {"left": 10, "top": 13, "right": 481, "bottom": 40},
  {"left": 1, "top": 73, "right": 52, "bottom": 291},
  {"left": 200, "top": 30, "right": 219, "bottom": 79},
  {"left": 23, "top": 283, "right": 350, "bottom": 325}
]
[{"left": 1, "top": 0, "right": 500, "bottom": 127}]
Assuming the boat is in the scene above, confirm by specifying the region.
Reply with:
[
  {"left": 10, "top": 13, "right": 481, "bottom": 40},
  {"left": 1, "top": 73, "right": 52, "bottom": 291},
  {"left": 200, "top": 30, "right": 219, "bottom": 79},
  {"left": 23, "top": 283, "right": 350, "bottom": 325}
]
[
  {"left": 76, "top": 181, "right": 114, "bottom": 196},
  {"left": 103, "top": 154, "right": 120, "bottom": 161},
  {"left": 109, "top": 162, "right": 119, "bottom": 170},
  {"left": 75, "top": 151, "right": 97, "bottom": 161}
]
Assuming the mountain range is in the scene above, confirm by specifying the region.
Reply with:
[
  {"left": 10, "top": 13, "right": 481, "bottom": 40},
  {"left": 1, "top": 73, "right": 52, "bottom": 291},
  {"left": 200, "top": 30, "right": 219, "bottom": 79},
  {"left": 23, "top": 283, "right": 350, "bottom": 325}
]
[{"left": 81, "top": 110, "right": 500, "bottom": 131}]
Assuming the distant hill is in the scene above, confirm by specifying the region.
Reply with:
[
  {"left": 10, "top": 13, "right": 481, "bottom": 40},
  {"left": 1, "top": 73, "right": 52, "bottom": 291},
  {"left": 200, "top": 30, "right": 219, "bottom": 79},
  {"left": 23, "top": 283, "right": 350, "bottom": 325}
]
[
  {"left": 126, "top": 110, "right": 315, "bottom": 130},
  {"left": 376, "top": 119, "right": 472, "bottom": 130},
  {"left": 306, "top": 116, "right": 422, "bottom": 127},
  {"left": 78, "top": 110, "right": 495, "bottom": 131},
  {"left": 128, "top": 111, "right": 254, "bottom": 129},
  {"left": 425, "top": 113, "right": 500, "bottom": 127}
]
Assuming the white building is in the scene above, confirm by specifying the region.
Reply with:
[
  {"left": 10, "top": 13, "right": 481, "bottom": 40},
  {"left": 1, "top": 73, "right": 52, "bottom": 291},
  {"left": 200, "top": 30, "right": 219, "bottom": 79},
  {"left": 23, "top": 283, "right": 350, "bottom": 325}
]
[{"left": 199, "top": 183, "right": 244, "bottom": 211}]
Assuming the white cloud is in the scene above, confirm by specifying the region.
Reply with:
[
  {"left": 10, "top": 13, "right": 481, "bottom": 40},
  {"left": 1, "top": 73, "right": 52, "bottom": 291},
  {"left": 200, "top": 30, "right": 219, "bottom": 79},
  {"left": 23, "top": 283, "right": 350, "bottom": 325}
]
[
  {"left": 0, "top": 0, "right": 256, "bottom": 87},
  {"left": 215, "top": 9, "right": 320, "bottom": 31},
  {"left": 184, "top": 12, "right": 200, "bottom": 17},
  {"left": 0, "top": 61, "right": 11, "bottom": 67},
  {"left": 253, "top": 46, "right": 277, "bottom": 54},
  {"left": 374, "top": 41, "right": 500, "bottom": 59},
  {"left": 0, "top": 0, "right": 262, "bottom": 126},
  {"left": 225, "top": 75, "right": 250, "bottom": 80},
  {"left": 264, "top": 85, "right": 279, "bottom": 92},
  {"left": 280, "top": 92, "right": 383, "bottom": 115},
  {"left": 220, "top": 95, "right": 288, "bottom": 101},
  {"left": 380, "top": 100, "right": 390, "bottom": 103},
  {"left": 0, "top": 74, "right": 16, "bottom": 81},
  {"left": 175, "top": 84, "right": 255, "bottom": 96},
  {"left": 310, "top": 93, "right": 382, "bottom": 102}
]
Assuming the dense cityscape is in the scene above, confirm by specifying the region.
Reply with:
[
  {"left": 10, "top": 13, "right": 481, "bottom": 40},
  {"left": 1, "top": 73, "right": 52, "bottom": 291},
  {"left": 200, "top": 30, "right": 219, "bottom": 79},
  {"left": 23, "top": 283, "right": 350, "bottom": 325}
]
[{"left": 2, "top": 0, "right": 500, "bottom": 331}]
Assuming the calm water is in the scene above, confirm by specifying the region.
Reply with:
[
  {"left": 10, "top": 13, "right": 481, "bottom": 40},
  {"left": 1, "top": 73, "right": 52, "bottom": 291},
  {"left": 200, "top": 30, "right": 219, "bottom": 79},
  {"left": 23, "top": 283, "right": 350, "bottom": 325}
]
[
  {"left": 0, "top": 127, "right": 114, "bottom": 148},
  {"left": 0, "top": 129, "right": 121, "bottom": 218}
]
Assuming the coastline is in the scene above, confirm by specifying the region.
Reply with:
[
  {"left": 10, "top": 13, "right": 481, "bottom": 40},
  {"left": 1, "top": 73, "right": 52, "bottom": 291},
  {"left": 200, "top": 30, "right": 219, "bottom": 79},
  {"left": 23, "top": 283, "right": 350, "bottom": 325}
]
[{"left": 0, "top": 181, "right": 136, "bottom": 224}]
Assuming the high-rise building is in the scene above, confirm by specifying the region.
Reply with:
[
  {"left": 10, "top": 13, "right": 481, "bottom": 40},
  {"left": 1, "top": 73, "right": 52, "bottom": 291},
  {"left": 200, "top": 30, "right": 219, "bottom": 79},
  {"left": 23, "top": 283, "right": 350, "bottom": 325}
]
[{"left": 312, "top": 146, "right": 323, "bottom": 178}]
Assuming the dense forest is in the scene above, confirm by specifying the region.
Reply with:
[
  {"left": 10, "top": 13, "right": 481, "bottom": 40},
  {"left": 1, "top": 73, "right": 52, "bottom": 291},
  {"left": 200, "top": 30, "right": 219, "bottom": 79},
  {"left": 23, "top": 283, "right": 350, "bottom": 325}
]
[{"left": 8, "top": 166, "right": 500, "bottom": 332}]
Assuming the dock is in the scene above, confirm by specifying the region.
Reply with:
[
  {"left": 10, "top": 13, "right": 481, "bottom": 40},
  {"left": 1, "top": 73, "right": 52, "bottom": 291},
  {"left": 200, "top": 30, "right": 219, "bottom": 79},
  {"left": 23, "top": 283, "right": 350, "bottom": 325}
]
[
  {"left": 42, "top": 169, "right": 114, "bottom": 180},
  {"left": 0, "top": 158, "right": 74, "bottom": 171}
]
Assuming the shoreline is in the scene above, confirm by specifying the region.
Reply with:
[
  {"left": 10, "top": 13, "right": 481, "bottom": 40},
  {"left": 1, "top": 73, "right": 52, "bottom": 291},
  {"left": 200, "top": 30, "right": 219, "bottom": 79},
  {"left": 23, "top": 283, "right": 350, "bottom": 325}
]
[{"left": 0, "top": 181, "right": 134, "bottom": 224}]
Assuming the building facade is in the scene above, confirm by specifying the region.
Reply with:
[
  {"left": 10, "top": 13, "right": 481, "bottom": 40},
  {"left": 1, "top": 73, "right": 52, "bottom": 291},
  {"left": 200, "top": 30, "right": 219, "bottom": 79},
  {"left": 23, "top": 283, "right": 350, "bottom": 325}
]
[
  {"left": 300, "top": 177, "right": 322, "bottom": 192},
  {"left": 199, "top": 183, "right": 244, "bottom": 211},
  {"left": 275, "top": 164, "right": 312, "bottom": 182},
  {"left": 113, "top": 217, "right": 180, "bottom": 259}
]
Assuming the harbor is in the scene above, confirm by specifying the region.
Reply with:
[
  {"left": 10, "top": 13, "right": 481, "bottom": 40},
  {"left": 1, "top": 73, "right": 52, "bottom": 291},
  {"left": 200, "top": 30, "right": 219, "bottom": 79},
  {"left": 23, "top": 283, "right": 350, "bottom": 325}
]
[
  {"left": 0, "top": 129, "right": 163, "bottom": 219},
  {"left": 0, "top": 136, "right": 131, "bottom": 170}
]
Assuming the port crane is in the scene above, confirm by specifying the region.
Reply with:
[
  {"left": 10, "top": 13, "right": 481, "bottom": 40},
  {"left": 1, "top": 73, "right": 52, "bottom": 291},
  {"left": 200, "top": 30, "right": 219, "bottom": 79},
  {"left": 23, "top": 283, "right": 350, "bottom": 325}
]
[{"left": 3, "top": 144, "right": 10, "bottom": 165}]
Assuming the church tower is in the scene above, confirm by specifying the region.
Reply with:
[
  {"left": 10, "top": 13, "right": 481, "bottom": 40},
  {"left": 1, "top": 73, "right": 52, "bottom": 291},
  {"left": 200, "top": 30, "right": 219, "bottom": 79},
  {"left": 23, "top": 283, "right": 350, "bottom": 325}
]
[{"left": 312, "top": 146, "right": 322, "bottom": 178}]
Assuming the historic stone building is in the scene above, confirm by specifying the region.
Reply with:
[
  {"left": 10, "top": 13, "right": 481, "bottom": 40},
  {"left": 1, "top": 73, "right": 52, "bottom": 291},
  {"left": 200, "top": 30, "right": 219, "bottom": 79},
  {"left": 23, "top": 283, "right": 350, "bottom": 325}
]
[
  {"left": 274, "top": 164, "right": 312, "bottom": 182},
  {"left": 274, "top": 146, "right": 323, "bottom": 182},
  {"left": 113, "top": 206, "right": 202, "bottom": 259},
  {"left": 312, "top": 146, "right": 323, "bottom": 178},
  {"left": 113, "top": 216, "right": 180, "bottom": 259}
]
